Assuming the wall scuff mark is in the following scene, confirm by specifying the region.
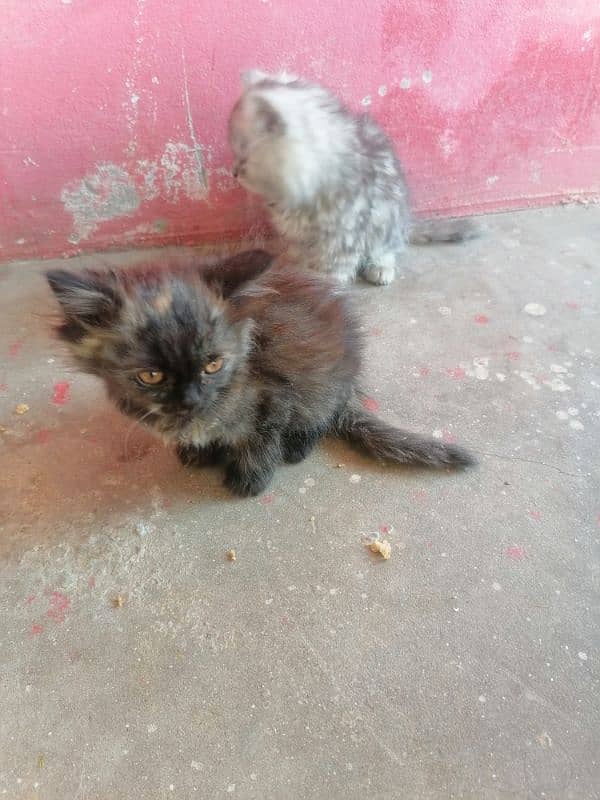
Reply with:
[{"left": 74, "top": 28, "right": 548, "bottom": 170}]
[{"left": 61, "top": 163, "right": 140, "bottom": 243}]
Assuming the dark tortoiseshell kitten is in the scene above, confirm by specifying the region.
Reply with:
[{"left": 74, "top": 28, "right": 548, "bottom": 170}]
[{"left": 47, "top": 251, "right": 474, "bottom": 496}]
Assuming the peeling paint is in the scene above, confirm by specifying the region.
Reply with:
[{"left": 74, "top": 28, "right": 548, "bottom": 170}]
[
  {"left": 135, "top": 142, "right": 208, "bottom": 203},
  {"left": 159, "top": 141, "right": 208, "bottom": 202},
  {"left": 61, "top": 163, "right": 140, "bottom": 242}
]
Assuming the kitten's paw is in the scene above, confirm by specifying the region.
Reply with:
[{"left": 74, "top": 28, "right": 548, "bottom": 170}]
[
  {"left": 360, "top": 263, "right": 396, "bottom": 286},
  {"left": 224, "top": 465, "right": 273, "bottom": 497}
]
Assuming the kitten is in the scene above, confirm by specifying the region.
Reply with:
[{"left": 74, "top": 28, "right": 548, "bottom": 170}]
[
  {"left": 229, "top": 70, "right": 476, "bottom": 286},
  {"left": 47, "top": 253, "right": 475, "bottom": 497}
]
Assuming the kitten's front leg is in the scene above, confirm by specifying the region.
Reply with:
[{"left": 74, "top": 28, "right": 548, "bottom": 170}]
[
  {"left": 224, "top": 434, "right": 282, "bottom": 497},
  {"left": 360, "top": 251, "right": 398, "bottom": 286}
]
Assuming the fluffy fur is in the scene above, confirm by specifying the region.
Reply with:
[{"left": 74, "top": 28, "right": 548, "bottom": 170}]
[
  {"left": 229, "top": 70, "right": 476, "bottom": 285},
  {"left": 47, "top": 252, "right": 475, "bottom": 497}
]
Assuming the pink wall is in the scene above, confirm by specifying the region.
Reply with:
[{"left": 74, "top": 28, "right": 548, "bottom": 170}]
[{"left": 1, "top": 0, "right": 599, "bottom": 263}]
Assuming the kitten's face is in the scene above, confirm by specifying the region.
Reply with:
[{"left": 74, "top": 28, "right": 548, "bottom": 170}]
[
  {"left": 229, "top": 71, "right": 349, "bottom": 206},
  {"left": 228, "top": 94, "right": 289, "bottom": 201},
  {"left": 47, "top": 270, "right": 252, "bottom": 440}
]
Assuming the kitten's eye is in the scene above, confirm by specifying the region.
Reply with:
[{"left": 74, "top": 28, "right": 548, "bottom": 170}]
[
  {"left": 203, "top": 357, "right": 224, "bottom": 375},
  {"left": 137, "top": 370, "right": 165, "bottom": 385}
]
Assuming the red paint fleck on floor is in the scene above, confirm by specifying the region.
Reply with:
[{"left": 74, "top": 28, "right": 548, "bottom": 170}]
[
  {"left": 8, "top": 341, "right": 23, "bottom": 358},
  {"left": 362, "top": 396, "right": 380, "bottom": 412},
  {"left": 506, "top": 351, "right": 521, "bottom": 361},
  {"left": 506, "top": 545, "right": 526, "bottom": 561},
  {"left": 260, "top": 493, "right": 274, "bottom": 506},
  {"left": 474, "top": 314, "right": 490, "bottom": 324},
  {"left": 35, "top": 429, "right": 51, "bottom": 445},
  {"left": 0, "top": 384, "right": 7, "bottom": 393},
  {"left": 371, "top": 327, "right": 383, "bottom": 337},
  {"left": 419, "top": 366, "right": 431, "bottom": 377},
  {"left": 52, "top": 381, "right": 70, "bottom": 405},
  {"left": 445, "top": 366, "right": 466, "bottom": 380},
  {"left": 529, "top": 510, "right": 541, "bottom": 520},
  {"left": 88, "top": 577, "right": 96, "bottom": 589},
  {"left": 379, "top": 524, "right": 392, "bottom": 535},
  {"left": 547, "top": 343, "right": 559, "bottom": 352},
  {"left": 46, "top": 591, "right": 70, "bottom": 623},
  {"left": 25, "top": 594, "right": 36, "bottom": 605},
  {"left": 30, "top": 623, "right": 44, "bottom": 636},
  {"left": 442, "top": 430, "right": 457, "bottom": 444},
  {"left": 565, "top": 301, "right": 580, "bottom": 310}
]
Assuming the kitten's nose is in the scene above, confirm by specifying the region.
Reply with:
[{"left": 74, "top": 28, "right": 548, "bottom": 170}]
[
  {"left": 232, "top": 164, "right": 239, "bottom": 179},
  {"left": 181, "top": 385, "right": 201, "bottom": 409}
]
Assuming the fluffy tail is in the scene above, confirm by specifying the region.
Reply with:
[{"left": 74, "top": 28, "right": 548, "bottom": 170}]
[
  {"left": 335, "top": 395, "right": 476, "bottom": 469},
  {"left": 408, "top": 217, "right": 479, "bottom": 246}
]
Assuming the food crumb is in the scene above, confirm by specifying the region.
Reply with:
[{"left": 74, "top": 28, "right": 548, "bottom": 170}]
[
  {"left": 15, "top": 403, "right": 30, "bottom": 415},
  {"left": 111, "top": 595, "right": 125, "bottom": 608},
  {"left": 226, "top": 549, "right": 236, "bottom": 562},
  {"left": 369, "top": 539, "right": 392, "bottom": 560}
]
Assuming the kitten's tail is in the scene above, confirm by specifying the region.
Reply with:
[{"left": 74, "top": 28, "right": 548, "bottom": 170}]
[
  {"left": 408, "top": 217, "right": 479, "bottom": 246},
  {"left": 334, "top": 394, "right": 476, "bottom": 469}
]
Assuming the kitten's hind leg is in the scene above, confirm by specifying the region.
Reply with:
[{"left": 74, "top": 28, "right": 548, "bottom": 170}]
[
  {"left": 281, "top": 428, "right": 322, "bottom": 464},
  {"left": 360, "top": 250, "right": 397, "bottom": 286}
]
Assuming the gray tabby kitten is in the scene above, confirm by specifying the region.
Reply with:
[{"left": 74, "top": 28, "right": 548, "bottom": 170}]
[{"left": 229, "top": 70, "right": 476, "bottom": 285}]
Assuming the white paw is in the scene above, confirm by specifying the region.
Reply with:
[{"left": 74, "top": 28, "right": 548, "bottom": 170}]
[{"left": 361, "top": 263, "right": 396, "bottom": 286}]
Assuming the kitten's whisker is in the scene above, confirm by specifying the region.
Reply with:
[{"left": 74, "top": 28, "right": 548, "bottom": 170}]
[{"left": 122, "top": 408, "right": 154, "bottom": 461}]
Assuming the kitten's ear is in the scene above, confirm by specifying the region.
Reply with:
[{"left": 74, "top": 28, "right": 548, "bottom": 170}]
[
  {"left": 46, "top": 269, "right": 121, "bottom": 327},
  {"left": 242, "top": 69, "right": 269, "bottom": 87},
  {"left": 253, "top": 97, "right": 285, "bottom": 135}
]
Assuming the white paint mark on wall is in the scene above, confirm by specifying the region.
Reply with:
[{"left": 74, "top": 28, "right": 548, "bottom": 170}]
[
  {"left": 550, "top": 364, "right": 567, "bottom": 373},
  {"left": 569, "top": 419, "right": 584, "bottom": 430},
  {"left": 61, "top": 163, "right": 140, "bottom": 242},
  {"left": 377, "top": 85, "right": 388, "bottom": 97},
  {"left": 180, "top": 46, "right": 208, "bottom": 196},
  {"left": 583, "top": 29, "right": 592, "bottom": 42},
  {"left": 486, "top": 175, "right": 499, "bottom": 186},
  {"left": 400, "top": 77, "right": 412, "bottom": 90},
  {"left": 160, "top": 142, "right": 208, "bottom": 202},
  {"left": 422, "top": 70, "right": 433, "bottom": 84},
  {"left": 361, "top": 95, "right": 372, "bottom": 107}
]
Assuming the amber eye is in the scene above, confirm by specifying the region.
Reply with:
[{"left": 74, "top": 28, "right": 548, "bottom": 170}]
[
  {"left": 203, "top": 357, "right": 224, "bottom": 374},
  {"left": 137, "top": 370, "right": 165, "bottom": 385}
]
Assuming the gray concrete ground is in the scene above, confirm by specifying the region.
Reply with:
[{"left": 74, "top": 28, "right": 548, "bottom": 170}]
[{"left": 0, "top": 206, "right": 598, "bottom": 799}]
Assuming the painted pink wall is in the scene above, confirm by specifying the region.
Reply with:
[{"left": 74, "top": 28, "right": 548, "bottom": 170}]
[{"left": 1, "top": 0, "right": 599, "bottom": 262}]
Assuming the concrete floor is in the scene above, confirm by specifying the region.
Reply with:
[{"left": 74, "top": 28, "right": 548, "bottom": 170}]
[{"left": 0, "top": 205, "right": 598, "bottom": 799}]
